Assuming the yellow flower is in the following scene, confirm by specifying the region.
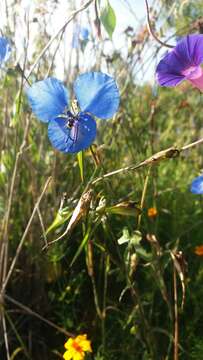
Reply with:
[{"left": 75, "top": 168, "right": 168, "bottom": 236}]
[
  {"left": 147, "top": 207, "right": 158, "bottom": 218},
  {"left": 63, "top": 334, "right": 92, "bottom": 360}
]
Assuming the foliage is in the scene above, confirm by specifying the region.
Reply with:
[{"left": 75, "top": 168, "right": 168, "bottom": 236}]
[{"left": 1, "top": 1, "right": 203, "bottom": 360}]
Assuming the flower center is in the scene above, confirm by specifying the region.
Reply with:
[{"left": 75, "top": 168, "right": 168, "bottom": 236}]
[
  {"left": 181, "top": 65, "right": 202, "bottom": 80},
  {"left": 66, "top": 111, "right": 77, "bottom": 128},
  {"left": 72, "top": 340, "right": 83, "bottom": 353}
]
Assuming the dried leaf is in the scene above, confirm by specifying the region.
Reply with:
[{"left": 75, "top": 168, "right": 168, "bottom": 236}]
[{"left": 170, "top": 250, "right": 187, "bottom": 309}]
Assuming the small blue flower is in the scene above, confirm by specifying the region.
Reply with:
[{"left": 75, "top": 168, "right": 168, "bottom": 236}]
[
  {"left": 26, "top": 72, "right": 120, "bottom": 153},
  {"left": 72, "top": 26, "right": 89, "bottom": 49},
  {"left": 190, "top": 175, "right": 203, "bottom": 194},
  {"left": 80, "top": 27, "right": 89, "bottom": 41},
  {"left": 0, "top": 37, "right": 11, "bottom": 66}
]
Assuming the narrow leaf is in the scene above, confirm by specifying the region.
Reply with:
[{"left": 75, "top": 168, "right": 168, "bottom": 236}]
[
  {"left": 10, "top": 348, "right": 24, "bottom": 360},
  {"left": 70, "top": 230, "right": 90, "bottom": 267},
  {"left": 46, "top": 207, "right": 72, "bottom": 235},
  {"left": 77, "top": 151, "right": 84, "bottom": 182},
  {"left": 107, "top": 201, "right": 141, "bottom": 217}
]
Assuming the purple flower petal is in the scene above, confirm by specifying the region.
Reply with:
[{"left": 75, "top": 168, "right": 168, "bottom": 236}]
[
  {"left": 48, "top": 112, "right": 96, "bottom": 153},
  {"left": 182, "top": 65, "right": 202, "bottom": 80},
  {"left": 190, "top": 175, "right": 203, "bottom": 194},
  {"left": 156, "top": 34, "right": 203, "bottom": 87},
  {"left": 187, "top": 68, "right": 203, "bottom": 91},
  {"left": 176, "top": 34, "right": 203, "bottom": 67},
  {"left": 156, "top": 50, "right": 186, "bottom": 87}
]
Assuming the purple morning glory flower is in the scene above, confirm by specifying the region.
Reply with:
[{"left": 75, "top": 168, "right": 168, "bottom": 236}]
[
  {"left": 0, "top": 37, "right": 11, "bottom": 66},
  {"left": 156, "top": 34, "right": 203, "bottom": 91},
  {"left": 190, "top": 175, "right": 203, "bottom": 194},
  {"left": 26, "top": 72, "right": 120, "bottom": 153}
]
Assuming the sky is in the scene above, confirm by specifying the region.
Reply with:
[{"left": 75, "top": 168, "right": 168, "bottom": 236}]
[{"left": 0, "top": 0, "right": 159, "bottom": 83}]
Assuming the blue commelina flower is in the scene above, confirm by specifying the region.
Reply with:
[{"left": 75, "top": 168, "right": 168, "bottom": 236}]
[
  {"left": 0, "top": 37, "right": 11, "bottom": 66},
  {"left": 26, "top": 72, "right": 120, "bottom": 153},
  {"left": 190, "top": 175, "right": 203, "bottom": 194},
  {"left": 72, "top": 26, "right": 89, "bottom": 49}
]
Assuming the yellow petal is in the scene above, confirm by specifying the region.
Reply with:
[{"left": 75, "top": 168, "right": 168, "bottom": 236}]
[
  {"left": 76, "top": 334, "right": 87, "bottom": 342},
  {"left": 74, "top": 351, "right": 85, "bottom": 360},
  {"left": 79, "top": 340, "right": 92, "bottom": 352},
  {"left": 63, "top": 350, "right": 73, "bottom": 360},
  {"left": 64, "top": 338, "right": 74, "bottom": 350},
  {"left": 76, "top": 334, "right": 92, "bottom": 352}
]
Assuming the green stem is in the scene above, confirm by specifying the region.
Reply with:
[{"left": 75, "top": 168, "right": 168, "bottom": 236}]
[{"left": 137, "top": 165, "right": 152, "bottom": 229}]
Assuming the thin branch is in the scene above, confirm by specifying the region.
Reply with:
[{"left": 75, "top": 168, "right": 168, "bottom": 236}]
[
  {"left": 91, "top": 136, "right": 203, "bottom": 185},
  {"left": 45, "top": 28, "right": 66, "bottom": 78},
  {"left": 4, "top": 294, "right": 74, "bottom": 338},
  {"left": 144, "top": 0, "right": 174, "bottom": 48},
  {"left": 173, "top": 265, "right": 179, "bottom": 360},
  {"left": 26, "top": 0, "right": 94, "bottom": 81},
  {"left": 181, "top": 137, "right": 203, "bottom": 151},
  {"left": 2, "top": 313, "right": 10, "bottom": 360},
  {"left": 0, "top": 116, "right": 30, "bottom": 288},
  {"left": 137, "top": 165, "right": 152, "bottom": 229},
  {"left": 91, "top": 146, "right": 179, "bottom": 185},
  {"left": 37, "top": 207, "right": 48, "bottom": 246}
]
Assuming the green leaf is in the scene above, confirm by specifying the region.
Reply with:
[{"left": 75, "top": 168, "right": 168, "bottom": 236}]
[
  {"left": 118, "top": 227, "right": 130, "bottom": 245},
  {"left": 130, "top": 230, "right": 142, "bottom": 246},
  {"left": 118, "top": 229, "right": 142, "bottom": 246},
  {"left": 77, "top": 151, "right": 84, "bottom": 182},
  {"left": 10, "top": 90, "right": 23, "bottom": 127},
  {"left": 46, "top": 207, "right": 72, "bottom": 235},
  {"left": 135, "top": 246, "right": 152, "bottom": 261},
  {"left": 106, "top": 201, "right": 141, "bottom": 217},
  {"left": 70, "top": 230, "right": 90, "bottom": 267},
  {"left": 100, "top": 0, "right": 116, "bottom": 39}
]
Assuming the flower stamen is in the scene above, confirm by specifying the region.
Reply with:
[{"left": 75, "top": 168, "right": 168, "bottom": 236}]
[{"left": 72, "top": 340, "right": 83, "bottom": 353}]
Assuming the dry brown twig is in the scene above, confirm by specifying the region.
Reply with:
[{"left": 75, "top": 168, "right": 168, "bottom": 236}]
[
  {"left": 43, "top": 137, "right": 203, "bottom": 249},
  {"left": 91, "top": 137, "right": 203, "bottom": 185},
  {"left": 144, "top": 0, "right": 174, "bottom": 48}
]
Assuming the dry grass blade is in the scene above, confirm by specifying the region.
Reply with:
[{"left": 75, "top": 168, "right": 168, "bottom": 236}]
[
  {"left": 43, "top": 188, "right": 94, "bottom": 249},
  {"left": 4, "top": 294, "right": 74, "bottom": 338},
  {"left": 0, "top": 177, "right": 52, "bottom": 296},
  {"left": 170, "top": 250, "right": 187, "bottom": 310}
]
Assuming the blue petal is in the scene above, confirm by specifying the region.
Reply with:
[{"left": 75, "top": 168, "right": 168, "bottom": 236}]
[
  {"left": 48, "top": 112, "right": 96, "bottom": 153},
  {"left": 190, "top": 175, "right": 203, "bottom": 194},
  {"left": 26, "top": 77, "right": 69, "bottom": 123},
  {"left": 74, "top": 72, "right": 120, "bottom": 119},
  {"left": 80, "top": 27, "right": 89, "bottom": 41},
  {"left": 0, "top": 37, "right": 11, "bottom": 65},
  {"left": 72, "top": 26, "right": 89, "bottom": 48}
]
